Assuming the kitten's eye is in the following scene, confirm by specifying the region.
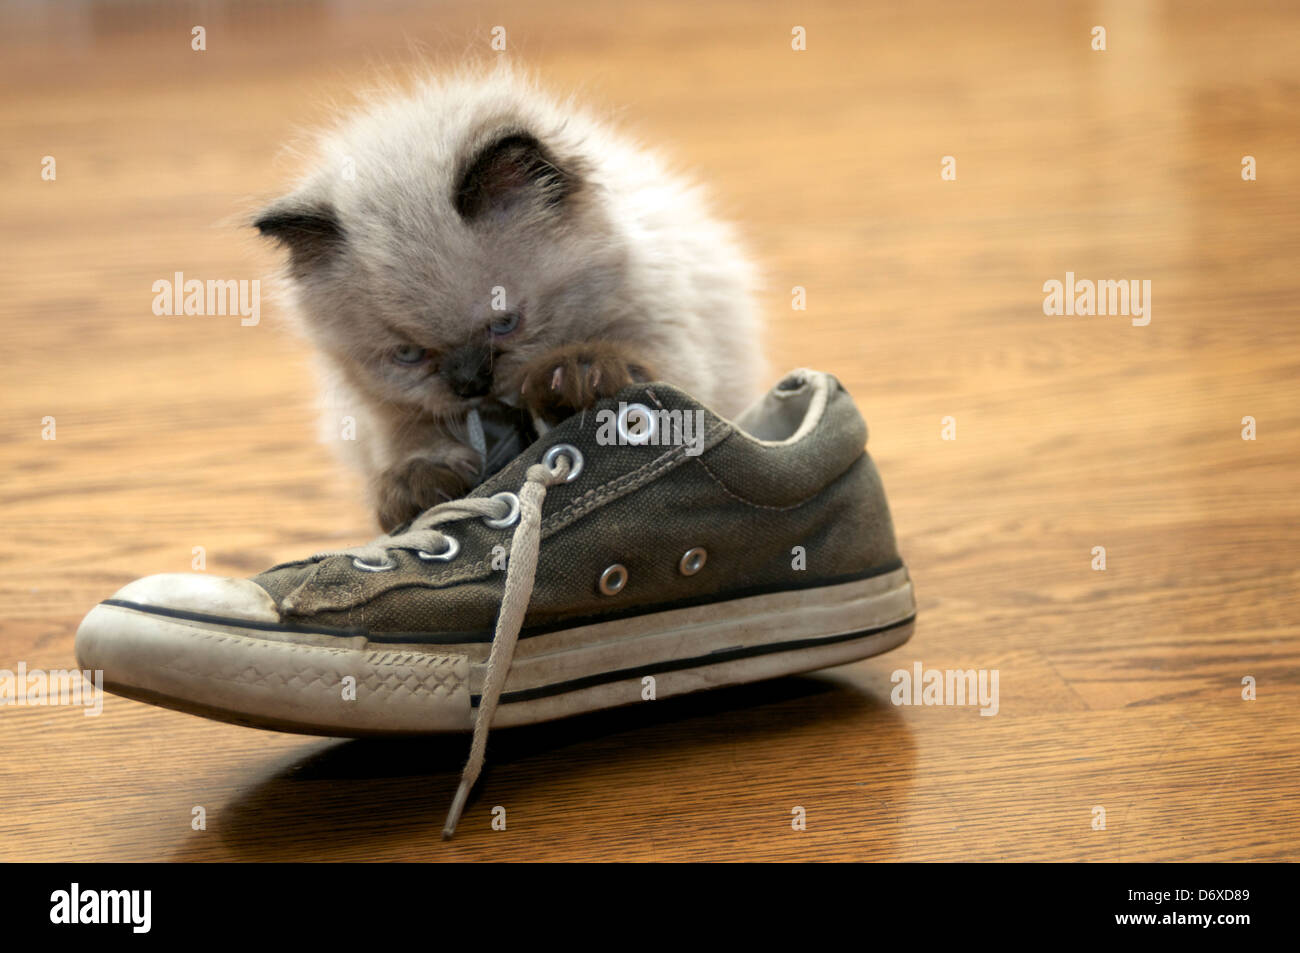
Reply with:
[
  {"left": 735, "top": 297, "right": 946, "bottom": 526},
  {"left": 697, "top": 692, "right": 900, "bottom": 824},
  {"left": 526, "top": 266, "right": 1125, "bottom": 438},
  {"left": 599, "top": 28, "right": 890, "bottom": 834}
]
[
  {"left": 391, "top": 345, "right": 430, "bottom": 366},
  {"left": 489, "top": 312, "right": 520, "bottom": 337}
]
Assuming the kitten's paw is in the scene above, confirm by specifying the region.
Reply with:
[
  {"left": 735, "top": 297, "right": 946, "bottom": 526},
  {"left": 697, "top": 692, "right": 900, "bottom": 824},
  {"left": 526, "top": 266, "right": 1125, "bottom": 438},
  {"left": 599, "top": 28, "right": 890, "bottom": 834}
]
[
  {"left": 373, "top": 455, "right": 475, "bottom": 532},
  {"left": 519, "top": 342, "right": 654, "bottom": 425}
]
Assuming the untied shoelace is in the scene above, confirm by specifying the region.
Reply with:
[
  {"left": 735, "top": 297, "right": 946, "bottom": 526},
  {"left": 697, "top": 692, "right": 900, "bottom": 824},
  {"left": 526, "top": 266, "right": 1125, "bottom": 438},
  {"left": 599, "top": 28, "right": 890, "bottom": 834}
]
[{"left": 320, "top": 451, "right": 573, "bottom": 838}]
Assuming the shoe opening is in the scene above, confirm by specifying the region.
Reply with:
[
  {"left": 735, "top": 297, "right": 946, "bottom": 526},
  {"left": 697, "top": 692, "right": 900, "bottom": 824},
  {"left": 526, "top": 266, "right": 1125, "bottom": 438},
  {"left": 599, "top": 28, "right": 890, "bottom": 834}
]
[{"left": 732, "top": 369, "right": 831, "bottom": 445}]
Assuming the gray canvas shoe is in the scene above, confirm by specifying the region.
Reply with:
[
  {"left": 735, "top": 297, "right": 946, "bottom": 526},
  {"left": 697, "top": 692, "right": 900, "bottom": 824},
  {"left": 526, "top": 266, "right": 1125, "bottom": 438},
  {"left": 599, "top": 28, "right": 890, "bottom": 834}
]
[{"left": 76, "top": 369, "right": 915, "bottom": 835}]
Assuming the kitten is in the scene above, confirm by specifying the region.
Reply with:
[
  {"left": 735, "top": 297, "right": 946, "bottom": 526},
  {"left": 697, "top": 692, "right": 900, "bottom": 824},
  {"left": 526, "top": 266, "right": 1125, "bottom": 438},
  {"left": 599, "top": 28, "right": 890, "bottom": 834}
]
[{"left": 255, "top": 66, "right": 762, "bottom": 530}]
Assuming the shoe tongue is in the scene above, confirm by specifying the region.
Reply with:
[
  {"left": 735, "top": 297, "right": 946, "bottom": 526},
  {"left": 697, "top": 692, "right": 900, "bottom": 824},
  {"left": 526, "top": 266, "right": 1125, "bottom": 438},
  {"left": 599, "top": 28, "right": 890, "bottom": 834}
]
[
  {"left": 471, "top": 401, "right": 538, "bottom": 480},
  {"left": 466, "top": 380, "right": 721, "bottom": 500}
]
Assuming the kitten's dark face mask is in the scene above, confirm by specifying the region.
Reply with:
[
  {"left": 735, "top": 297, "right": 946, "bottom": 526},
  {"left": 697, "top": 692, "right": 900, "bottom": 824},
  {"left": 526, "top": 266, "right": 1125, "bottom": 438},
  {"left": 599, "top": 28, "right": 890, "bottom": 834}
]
[
  {"left": 441, "top": 342, "right": 494, "bottom": 398},
  {"left": 424, "top": 308, "right": 522, "bottom": 399}
]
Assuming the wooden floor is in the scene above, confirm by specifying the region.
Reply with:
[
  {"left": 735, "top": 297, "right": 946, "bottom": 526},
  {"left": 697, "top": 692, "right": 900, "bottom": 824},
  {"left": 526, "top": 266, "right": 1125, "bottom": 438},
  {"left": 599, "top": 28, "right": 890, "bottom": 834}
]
[{"left": 1, "top": 0, "right": 1297, "bottom": 862}]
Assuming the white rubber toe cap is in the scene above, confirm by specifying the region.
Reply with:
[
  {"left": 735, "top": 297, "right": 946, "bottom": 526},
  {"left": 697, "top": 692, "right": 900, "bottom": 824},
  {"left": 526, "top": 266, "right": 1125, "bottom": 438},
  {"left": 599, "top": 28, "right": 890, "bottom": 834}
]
[
  {"left": 107, "top": 573, "right": 280, "bottom": 622},
  {"left": 74, "top": 574, "right": 473, "bottom": 736}
]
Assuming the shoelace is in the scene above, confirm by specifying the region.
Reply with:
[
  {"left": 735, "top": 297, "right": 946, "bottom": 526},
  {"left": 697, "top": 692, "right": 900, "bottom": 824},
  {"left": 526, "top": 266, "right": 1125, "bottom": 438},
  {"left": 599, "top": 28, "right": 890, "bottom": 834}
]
[{"left": 322, "top": 452, "right": 573, "bottom": 839}]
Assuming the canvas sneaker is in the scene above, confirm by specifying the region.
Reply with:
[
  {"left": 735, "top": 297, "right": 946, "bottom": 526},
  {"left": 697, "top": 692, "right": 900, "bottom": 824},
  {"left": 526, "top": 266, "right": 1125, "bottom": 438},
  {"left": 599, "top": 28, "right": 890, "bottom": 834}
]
[{"left": 76, "top": 369, "right": 916, "bottom": 835}]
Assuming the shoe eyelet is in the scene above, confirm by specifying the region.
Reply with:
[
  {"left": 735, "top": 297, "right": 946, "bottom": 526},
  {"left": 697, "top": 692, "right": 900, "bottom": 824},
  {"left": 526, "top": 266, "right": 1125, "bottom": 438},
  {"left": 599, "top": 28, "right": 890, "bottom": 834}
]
[
  {"left": 543, "top": 443, "right": 584, "bottom": 482},
  {"left": 598, "top": 563, "right": 627, "bottom": 596},
  {"left": 417, "top": 536, "right": 460, "bottom": 562},
  {"left": 679, "top": 547, "right": 707, "bottom": 576},
  {"left": 617, "top": 402, "right": 657, "bottom": 446},
  {"left": 482, "top": 492, "right": 521, "bottom": 529},
  {"left": 353, "top": 556, "right": 396, "bottom": 573}
]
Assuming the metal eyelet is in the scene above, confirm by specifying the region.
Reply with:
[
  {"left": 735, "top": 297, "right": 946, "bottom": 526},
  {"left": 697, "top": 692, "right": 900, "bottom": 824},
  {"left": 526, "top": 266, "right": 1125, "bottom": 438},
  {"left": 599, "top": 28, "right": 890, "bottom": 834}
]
[
  {"left": 679, "top": 547, "right": 707, "bottom": 576},
  {"left": 543, "top": 443, "right": 584, "bottom": 482},
  {"left": 617, "top": 402, "right": 657, "bottom": 446},
  {"left": 352, "top": 556, "right": 396, "bottom": 573},
  {"left": 417, "top": 536, "right": 460, "bottom": 562},
  {"left": 482, "top": 492, "right": 521, "bottom": 528},
  {"left": 598, "top": 563, "right": 627, "bottom": 596}
]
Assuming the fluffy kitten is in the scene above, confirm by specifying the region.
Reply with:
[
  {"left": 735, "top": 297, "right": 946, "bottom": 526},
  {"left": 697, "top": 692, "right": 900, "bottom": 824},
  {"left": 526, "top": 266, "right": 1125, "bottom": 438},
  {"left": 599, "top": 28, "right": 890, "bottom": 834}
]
[{"left": 256, "top": 67, "right": 762, "bottom": 530}]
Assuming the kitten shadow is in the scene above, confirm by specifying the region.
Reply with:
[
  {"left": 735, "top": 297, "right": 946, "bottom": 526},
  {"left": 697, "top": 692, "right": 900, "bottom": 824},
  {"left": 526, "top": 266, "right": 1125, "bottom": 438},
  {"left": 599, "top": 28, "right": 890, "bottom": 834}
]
[{"left": 176, "top": 673, "right": 913, "bottom": 860}]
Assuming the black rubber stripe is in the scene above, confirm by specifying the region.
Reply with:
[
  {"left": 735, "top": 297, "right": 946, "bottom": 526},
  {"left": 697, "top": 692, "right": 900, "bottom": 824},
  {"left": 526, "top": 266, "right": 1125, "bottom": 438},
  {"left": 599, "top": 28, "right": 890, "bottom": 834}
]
[
  {"left": 473, "top": 614, "right": 916, "bottom": 706},
  {"left": 98, "top": 558, "right": 905, "bottom": 645}
]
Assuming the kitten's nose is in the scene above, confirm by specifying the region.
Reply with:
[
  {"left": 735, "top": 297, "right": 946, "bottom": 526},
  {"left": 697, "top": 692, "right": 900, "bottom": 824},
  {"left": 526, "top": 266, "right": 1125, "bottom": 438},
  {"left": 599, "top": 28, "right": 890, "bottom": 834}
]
[{"left": 442, "top": 344, "right": 493, "bottom": 398}]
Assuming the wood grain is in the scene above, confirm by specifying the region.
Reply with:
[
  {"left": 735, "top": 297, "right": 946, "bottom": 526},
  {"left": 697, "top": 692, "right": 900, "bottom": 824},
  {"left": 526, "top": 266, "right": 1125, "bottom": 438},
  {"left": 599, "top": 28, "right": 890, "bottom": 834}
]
[{"left": 1, "top": 0, "right": 1297, "bottom": 861}]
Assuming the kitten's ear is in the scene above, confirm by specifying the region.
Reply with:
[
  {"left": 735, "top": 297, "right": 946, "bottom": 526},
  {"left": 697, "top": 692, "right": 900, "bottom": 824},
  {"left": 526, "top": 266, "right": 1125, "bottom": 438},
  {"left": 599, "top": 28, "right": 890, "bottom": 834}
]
[
  {"left": 454, "top": 132, "right": 578, "bottom": 222},
  {"left": 253, "top": 196, "right": 344, "bottom": 272}
]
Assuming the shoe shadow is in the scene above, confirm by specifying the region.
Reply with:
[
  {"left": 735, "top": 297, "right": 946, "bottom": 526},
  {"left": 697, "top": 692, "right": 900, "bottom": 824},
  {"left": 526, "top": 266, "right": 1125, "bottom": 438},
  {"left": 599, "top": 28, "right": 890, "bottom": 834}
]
[{"left": 179, "top": 672, "right": 914, "bottom": 860}]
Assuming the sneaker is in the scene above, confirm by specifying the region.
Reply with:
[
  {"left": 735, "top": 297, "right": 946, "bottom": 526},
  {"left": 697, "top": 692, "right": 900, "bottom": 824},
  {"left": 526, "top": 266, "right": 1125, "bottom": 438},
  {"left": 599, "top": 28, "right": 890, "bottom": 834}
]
[{"left": 75, "top": 369, "right": 916, "bottom": 835}]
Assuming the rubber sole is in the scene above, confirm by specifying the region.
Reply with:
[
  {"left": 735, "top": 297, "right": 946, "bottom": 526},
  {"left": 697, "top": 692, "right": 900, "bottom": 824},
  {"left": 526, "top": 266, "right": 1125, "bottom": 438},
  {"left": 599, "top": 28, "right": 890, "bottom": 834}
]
[{"left": 76, "top": 567, "right": 915, "bottom": 736}]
